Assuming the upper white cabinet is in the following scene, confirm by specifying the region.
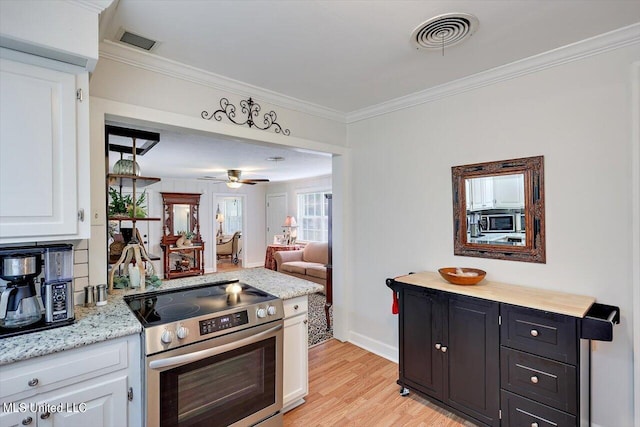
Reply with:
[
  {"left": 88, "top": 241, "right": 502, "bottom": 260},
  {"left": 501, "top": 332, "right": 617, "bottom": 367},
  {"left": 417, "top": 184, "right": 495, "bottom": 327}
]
[
  {"left": 467, "top": 174, "right": 524, "bottom": 211},
  {"left": 493, "top": 174, "right": 524, "bottom": 209},
  {"left": 0, "top": 0, "right": 111, "bottom": 71},
  {"left": 469, "top": 177, "right": 495, "bottom": 210},
  {"left": 0, "top": 55, "right": 90, "bottom": 243}
]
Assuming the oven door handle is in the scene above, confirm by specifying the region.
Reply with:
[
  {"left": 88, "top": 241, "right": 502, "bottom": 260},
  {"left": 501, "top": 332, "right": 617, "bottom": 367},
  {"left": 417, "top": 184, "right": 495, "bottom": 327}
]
[{"left": 148, "top": 324, "right": 282, "bottom": 370}]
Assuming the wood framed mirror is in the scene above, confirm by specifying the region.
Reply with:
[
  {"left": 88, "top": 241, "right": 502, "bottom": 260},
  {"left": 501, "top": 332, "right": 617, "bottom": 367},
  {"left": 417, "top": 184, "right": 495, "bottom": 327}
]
[
  {"left": 160, "top": 192, "right": 202, "bottom": 245},
  {"left": 452, "top": 156, "right": 545, "bottom": 263}
]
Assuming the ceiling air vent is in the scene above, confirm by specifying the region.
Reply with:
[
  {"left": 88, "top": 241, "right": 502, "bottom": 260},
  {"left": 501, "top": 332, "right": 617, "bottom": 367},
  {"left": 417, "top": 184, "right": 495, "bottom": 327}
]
[
  {"left": 119, "top": 31, "right": 157, "bottom": 51},
  {"left": 411, "top": 13, "right": 478, "bottom": 50}
]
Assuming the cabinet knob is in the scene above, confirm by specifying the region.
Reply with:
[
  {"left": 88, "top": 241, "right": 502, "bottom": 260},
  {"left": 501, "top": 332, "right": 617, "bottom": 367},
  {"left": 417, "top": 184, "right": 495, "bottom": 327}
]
[
  {"left": 530, "top": 329, "right": 539, "bottom": 337},
  {"left": 27, "top": 378, "right": 39, "bottom": 387},
  {"left": 293, "top": 304, "right": 299, "bottom": 310},
  {"left": 434, "top": 343, "right": 441, "bottom": 350},
  {"left": 530, "top": 375, "right": 539, "bottom": 384},
  {"left": 21, "top": 417, "right": 33, "bottom": 425},
  {"left": 531, "top": 423, "right": 539, "bottom": 427},
  {"left": 303, "top": 319, "right": 308, "bottom": 324},
  {"left": 441, "top": 346, "right": 448, "bottom": 353},
  {"left": 40, "top": 412, "right": 51, "bottom": 420}
]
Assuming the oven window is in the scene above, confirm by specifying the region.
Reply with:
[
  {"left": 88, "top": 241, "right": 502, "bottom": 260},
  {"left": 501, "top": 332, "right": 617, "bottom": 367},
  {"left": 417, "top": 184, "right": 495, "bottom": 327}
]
[{"left": 160, "top": 337, "right": 277, "bottom": 427}]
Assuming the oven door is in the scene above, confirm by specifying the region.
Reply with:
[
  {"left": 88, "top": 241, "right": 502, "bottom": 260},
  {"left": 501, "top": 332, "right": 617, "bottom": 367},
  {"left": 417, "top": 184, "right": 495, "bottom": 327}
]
[{"left": 146, "top": 321, "right": 283, "bottom": 427}]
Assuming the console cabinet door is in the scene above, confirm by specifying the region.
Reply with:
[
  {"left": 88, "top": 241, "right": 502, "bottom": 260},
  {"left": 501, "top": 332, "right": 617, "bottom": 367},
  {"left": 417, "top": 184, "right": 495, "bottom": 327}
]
[
  {"left": 445, "top": 294, "right": 500, "bottom": 426},
  {"left": 400, "top": 287, "right": 444, "bottom": 400}
]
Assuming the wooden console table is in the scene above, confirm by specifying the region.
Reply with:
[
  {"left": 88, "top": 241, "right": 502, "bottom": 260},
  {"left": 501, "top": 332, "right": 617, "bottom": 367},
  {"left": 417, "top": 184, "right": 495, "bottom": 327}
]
[
  {"left": 162, "top": 244, "right": 205, "bottom": 279},
  {"left": 264, "top": 244, "right": 301, "bottom": 270}
]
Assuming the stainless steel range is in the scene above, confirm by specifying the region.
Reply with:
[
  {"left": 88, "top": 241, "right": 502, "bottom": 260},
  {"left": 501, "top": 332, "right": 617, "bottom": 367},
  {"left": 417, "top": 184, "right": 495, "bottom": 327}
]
[{"left": 124, "top": 279, "right": 284, "bottom": 427}]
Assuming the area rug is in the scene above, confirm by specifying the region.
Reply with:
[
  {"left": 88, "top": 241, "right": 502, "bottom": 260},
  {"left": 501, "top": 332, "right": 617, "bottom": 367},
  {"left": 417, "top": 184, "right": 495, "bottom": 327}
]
[{"left": 307, "top": 292, "right": 333, "bottom": 347}]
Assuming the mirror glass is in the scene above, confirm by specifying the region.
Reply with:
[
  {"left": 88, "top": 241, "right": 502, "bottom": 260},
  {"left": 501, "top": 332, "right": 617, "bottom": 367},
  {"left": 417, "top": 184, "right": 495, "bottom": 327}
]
[
  {"left": 173, "top": 204, "right": 191, "bottom": 235},
  {"left": 452, "top": 156, "right": 545, "bottom": 263}
]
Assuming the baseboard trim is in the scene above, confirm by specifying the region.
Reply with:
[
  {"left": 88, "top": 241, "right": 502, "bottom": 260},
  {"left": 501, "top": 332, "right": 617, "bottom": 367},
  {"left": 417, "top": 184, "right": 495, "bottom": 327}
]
[{"left": 347, "top": 330, "right": 398, "bottom": 364}]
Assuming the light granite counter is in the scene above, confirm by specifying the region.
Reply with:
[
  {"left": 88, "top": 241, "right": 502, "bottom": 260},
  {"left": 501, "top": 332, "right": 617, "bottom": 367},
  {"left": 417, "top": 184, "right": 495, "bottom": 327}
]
[{"left": 0, "top": 268, "right": 322, "bottom": 365}]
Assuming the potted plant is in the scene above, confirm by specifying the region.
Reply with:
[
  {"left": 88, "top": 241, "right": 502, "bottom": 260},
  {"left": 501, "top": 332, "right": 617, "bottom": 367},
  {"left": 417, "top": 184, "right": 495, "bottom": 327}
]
[
  {"left": 108, "top": 188, "right": 147, "bottom": 218},
  {"left": 176, "top": 230, "right": 195, "bottom": 247}
]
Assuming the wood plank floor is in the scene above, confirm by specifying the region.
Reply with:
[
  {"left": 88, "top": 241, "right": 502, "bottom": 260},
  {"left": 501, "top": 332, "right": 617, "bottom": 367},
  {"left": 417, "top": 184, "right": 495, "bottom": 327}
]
[{"left": 283, "top": 339, "right": 477, "bottom": 427}]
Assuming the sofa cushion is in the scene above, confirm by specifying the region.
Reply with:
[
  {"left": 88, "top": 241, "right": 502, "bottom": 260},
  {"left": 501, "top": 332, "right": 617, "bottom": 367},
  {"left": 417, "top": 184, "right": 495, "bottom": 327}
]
[
  {"left": 302, "top": 242, "right": 328, "bottom": 264},
  {"left": 306, "top": 264, "right": 327, "bottom": 280},
  {"left": 280, "top": 261, "right": 308, "bottom": 275}
]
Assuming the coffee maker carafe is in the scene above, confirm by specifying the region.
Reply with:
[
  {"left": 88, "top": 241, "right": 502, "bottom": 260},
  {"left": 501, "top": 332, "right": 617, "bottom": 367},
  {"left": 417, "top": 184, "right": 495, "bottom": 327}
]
[{"left": 0, "top": 249, "right": 44, "bottom": 328}]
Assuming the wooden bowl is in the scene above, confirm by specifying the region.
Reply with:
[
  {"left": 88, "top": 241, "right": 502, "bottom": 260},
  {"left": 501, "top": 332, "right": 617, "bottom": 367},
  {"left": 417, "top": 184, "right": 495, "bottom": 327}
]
[{"left": 438, "top": 268, "right": 486, "bottom": 286}]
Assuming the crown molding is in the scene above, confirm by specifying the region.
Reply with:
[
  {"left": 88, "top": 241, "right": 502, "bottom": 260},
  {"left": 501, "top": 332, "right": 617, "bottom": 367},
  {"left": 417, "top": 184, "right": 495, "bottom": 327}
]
[
  {"left": 346, "top": 23, "right": 640, "bottom": 123},
  {"left": 99, "top": 40, "right": 345, "bottom": 123}
]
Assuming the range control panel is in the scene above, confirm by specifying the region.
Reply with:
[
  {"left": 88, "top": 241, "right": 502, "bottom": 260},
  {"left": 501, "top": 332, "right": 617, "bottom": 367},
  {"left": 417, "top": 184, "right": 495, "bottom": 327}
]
[{"left": 199, "top": 311, "right": 249, "bottom": 336}]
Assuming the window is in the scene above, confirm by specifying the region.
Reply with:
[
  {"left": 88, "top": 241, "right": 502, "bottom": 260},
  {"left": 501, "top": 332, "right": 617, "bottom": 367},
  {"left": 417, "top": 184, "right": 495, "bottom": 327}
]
[
  {"left": 296, "top": 191, "right": 330, "bottom": 242},
  {"left": 219, "top": 197, "right": 242, "bottom": 235}
]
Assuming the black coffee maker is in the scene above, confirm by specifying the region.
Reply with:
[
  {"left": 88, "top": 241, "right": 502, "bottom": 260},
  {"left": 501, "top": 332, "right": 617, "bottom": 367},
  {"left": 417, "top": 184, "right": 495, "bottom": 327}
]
[{"left": 0, "top": 247, "right": 44, "bottom": 329}]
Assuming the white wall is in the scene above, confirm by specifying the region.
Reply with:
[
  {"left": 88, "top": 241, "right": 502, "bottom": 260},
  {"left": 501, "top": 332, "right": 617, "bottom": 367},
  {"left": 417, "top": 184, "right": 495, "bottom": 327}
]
[
  {"left": 267, "top": 174, "right": 333, "bottom": 219},
  {"left": 346, "top": 43, "right": 639, "bottom": 426},
  {"left": 90, "top": 57, "right": 347, "bottom": 147}
]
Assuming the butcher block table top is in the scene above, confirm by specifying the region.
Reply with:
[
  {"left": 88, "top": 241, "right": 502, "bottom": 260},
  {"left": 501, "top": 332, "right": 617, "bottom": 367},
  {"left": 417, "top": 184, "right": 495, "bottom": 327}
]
[{"left": 393, "top": 271, "right": 596, "bottom": 318}]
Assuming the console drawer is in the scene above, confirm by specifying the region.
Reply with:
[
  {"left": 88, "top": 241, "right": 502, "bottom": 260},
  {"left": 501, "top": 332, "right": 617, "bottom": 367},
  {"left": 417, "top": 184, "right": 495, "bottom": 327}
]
[
  {"left": 501, "top": 347, "right": 577, "bottom": 415},
  {"left": 501, "top": 304, "right": 577, "bottom": 364},
  {"left": 501, "top": 390, "right": 576, "bottom": 427}
]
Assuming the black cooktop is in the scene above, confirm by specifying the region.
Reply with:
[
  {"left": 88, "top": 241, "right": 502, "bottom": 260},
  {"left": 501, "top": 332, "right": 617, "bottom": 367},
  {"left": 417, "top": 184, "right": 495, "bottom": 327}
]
[{"left": 123, "top": 280, "right": 277, "bottom": 328}]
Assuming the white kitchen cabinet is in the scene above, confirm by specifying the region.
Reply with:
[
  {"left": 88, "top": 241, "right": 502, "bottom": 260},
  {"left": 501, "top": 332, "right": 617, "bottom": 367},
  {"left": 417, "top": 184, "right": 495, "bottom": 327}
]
[
  {"left": 282, "top": 296, "right": 309, "bottom": 412},
  {"left": 0, "top": 52, "right": 90, "bottom": 243},
  {"left": 0, "top": 335, "right": 141, "bottom": 427},
  {"left": 493, "top": 174, "right": 524, "bottom": 209},
  {"left": 469, "top": 177, "right": 494, "bottom": 210}
]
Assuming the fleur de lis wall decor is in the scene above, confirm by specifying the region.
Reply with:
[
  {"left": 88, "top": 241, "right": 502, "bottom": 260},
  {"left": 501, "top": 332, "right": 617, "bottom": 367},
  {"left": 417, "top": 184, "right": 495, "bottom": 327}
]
[{"left": 201, "top": 97, "right": 291, "bottom": 136}]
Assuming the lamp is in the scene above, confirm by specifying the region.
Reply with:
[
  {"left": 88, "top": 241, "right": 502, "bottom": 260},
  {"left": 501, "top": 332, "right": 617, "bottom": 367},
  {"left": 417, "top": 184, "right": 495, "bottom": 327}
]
[
  {"left": 283, "top": 216, "right": 298, "bottom": 245},
  {"left": 216, "top": 204, "right": 224, "bottom": 239},
  {"left": 226, "top": 181, "right": 242, "bottom": 189}
]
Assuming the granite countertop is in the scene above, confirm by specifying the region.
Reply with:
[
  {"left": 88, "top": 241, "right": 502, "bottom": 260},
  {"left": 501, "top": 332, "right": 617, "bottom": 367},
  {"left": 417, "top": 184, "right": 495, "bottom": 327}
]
[{"left": 0, "top": 268, "right": 322, "bottom": 366}]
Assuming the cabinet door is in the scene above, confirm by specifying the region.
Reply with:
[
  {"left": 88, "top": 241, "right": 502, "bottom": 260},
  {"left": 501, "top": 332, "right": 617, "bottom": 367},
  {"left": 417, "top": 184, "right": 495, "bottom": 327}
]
[
  {"left": 445, "top": 294, "right": 500, "bottom": 426},
  {"left": 493, "top": 174, "right": 524, "bottom": 209},
  {"left": 283, "top": 312, "right": 309, "bottom": 411},
  {"left": 470, "top": 177, "right": 494, "bottom": 210},
  {"left": 38, "top": 375, "right": 128, "bottom": 427},
  {"left": 0, "top": 58, "right": 80, "bottom": 241},
  {"left": 400, "top": 287, "right": 444, "bottom": 400}
]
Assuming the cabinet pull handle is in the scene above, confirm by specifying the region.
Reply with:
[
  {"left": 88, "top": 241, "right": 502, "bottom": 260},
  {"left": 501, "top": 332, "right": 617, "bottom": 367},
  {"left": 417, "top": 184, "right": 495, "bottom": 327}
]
[
  {"left": 530, "top": 329, "right": 539, "bottom": 337},
  {"left": 294, "top": 305, "right": 299, "bottom": 310},
  {"left": 530, "top": 375, "right": 539, "bottom": 384},
  {"left": 21, "top": 417, "right": 33, "bottom": 425},
  {"left": 434, "top": 343, "right": 441, "bottom": 350},
  {"left": 440, "top": 346, "right": 448, "bottom": 353},
  {"left": 303, "top": 319, "right": 308, "bottom": 324},
  {"left": 40, "top": 412, "right": 51, "bottom": 420},
  {"left": 27, "top": 378, "right": 39, "bottom": 387}
]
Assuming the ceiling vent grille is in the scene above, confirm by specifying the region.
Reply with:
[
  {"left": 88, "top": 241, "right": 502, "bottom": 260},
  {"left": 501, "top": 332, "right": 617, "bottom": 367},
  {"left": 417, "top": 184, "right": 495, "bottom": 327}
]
[
  {"left": 119, "top": 31, "right": 157, "bottom": 51},
  {"left": 411, "top": 13, "right": 478, "bottom": 50}
]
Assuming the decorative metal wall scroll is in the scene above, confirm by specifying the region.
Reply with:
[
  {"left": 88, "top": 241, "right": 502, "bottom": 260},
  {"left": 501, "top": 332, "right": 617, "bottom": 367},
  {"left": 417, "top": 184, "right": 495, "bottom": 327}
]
[{"left": 201, "top": 97, "right": 291, "bottom": 136}]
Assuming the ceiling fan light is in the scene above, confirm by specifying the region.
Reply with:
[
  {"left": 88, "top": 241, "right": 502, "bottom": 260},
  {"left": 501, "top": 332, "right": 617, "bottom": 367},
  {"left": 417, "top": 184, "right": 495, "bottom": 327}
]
[{"left": 226, "top": 182, "right": 242, "bottom": 189}]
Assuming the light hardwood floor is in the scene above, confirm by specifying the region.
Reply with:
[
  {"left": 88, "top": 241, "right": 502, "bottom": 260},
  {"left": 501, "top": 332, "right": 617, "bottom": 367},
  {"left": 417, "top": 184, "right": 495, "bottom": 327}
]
[{"left": 283, "top": 339, "right": 477, "bottom": 427}]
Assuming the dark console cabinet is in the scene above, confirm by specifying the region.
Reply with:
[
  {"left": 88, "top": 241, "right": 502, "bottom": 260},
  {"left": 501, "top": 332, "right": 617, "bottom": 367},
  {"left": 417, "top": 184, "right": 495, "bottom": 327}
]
[
  {"left": 399, "top": 287, "right": 500, "bottom": 426},
  {"left": 387, "top": 273, "right": 619, "bottom": 427}
]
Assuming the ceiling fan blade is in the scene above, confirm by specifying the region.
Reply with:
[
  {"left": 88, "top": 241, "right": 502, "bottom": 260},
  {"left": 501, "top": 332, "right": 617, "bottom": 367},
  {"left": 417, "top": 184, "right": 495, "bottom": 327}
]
[
  {"left": 198, "top": 176, "right": 226, "bottom": 182},
  {"left": 240, "top": 179, "right": 270, "bottom": 183},
  {"left": 238, "top": 180, "right": 257, "bottom": 185}
]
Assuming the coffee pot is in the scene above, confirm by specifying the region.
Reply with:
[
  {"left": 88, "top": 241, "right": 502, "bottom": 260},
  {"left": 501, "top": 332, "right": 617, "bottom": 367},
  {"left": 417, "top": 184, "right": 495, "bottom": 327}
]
[{"left": 0, "top": 250, "right": 44, "bottom": 328}]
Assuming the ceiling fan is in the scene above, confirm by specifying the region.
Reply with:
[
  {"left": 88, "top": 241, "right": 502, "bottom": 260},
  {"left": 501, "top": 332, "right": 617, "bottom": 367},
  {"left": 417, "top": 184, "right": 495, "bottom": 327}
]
[{"left": 199, "top": 169, "right": 270, "bottom": 188}]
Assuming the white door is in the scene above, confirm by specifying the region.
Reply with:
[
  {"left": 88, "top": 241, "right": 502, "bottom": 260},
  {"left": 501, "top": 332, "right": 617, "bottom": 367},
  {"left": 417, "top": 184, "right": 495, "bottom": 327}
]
[{"left": 266, "top": 194, "right": 287, "bottom": 245}]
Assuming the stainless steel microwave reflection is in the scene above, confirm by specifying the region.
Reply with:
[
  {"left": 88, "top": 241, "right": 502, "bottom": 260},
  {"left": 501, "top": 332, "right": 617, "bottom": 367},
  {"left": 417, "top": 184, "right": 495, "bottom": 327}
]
[{"left": 452, "top": 156, "right": 545, "bottom": 263}]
